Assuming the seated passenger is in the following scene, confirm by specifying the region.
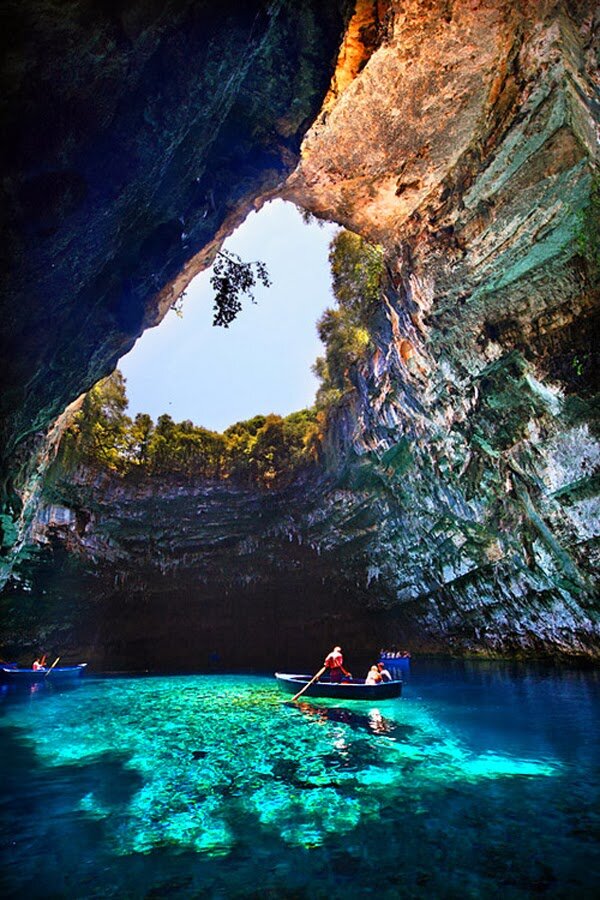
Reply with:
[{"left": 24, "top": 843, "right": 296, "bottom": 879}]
[
  {"left": 377, "top": 662, "right": 392, "bottom": 682},
  {"left": 365, "top": 665, "right": 382, "bottom": 685}
]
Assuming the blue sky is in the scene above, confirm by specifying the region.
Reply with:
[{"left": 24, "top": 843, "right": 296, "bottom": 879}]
[{"left": 119, "top": 200, "right": 338, "bottom": 432}]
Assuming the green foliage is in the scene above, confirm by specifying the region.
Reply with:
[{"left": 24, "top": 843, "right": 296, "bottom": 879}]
[
  {"left": 149, "top": 423, "right": 227, "bottom": 478},
  {"left": 65, "top": 371, "right": 132, "bottom": 472},
  {"left": 61, "top": 228, "right": 384, "bottom": 482},
  {"left": 299, "top": 208, "right": 326, "bottom": 228},
  {"left": 61, "top": 373, "right": 317, "bottom": 490},
  {"left": 130, "top": 413, "right": 154, "bottom": 465},
  {"left": 315, "top": 309, "right": 371, "bottom": 392},
  {"left": 314, "top": 230, "right": 384, "bottom": 407},
  {"left": 329, "top": 230, "right": 385, "bottom": 325},
  {"left": 170, "top": 251, "right": 271, "bottom": 326},
  {"left": 224, "top": 410, "right": 318, "bottom": 488}
]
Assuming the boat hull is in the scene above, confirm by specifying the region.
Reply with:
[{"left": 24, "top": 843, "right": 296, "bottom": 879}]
[
  {"left": 379, "top": 655, "right": 411, "bottom": 673},
  {"left": 0, "top": 664, "right": 87, "bottom": 683},
  {"left": 275, "top": 673, "right": 402, "bottom": 701}
]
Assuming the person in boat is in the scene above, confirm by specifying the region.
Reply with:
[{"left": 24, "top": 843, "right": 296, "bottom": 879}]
[
  {"left": 32, "top": 655, "right": 47, "bottom": 671},
  {"left": 377, "top": 662, "right": 392, "bottom": 682},
  {"left": 323, "top": 646, "right": 352, "bottom": 682},
  {"left": 365, "top": 665, "right": 382, "bottom": 685}
]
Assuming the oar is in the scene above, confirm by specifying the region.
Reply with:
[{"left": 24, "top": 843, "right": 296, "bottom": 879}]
[
  {"left": 291, "top": 666, "right": 326, "bottom": 703},
  {"left": 44, "top": 656, "right": 61, "bottom": 678}
]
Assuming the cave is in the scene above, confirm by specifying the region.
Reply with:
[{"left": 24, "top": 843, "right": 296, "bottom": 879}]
[
  {"left": 1, "top": 0, "right": 598, "bottom": 672},
  {"left": 1, "top": 2, "right": 599, "bottom": 895}
]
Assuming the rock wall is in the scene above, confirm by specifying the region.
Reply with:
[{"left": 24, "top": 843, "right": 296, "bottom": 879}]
[
  {"left": 279, "top": 0, "right": 600, "bottom": 656},
  {"left": 0, "top": 467, "right": 395, "bottom": 669},
  {"left": 1, "top": 0, "right": 598, "bottom": 664}
]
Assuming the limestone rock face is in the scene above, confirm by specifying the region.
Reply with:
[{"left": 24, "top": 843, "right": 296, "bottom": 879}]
[
  {"left": 279, "top": 0, "right": 600, "bottom": 656},
  {"left": 1, "top": 465, "right": 393, "bottom": 670},
  {"left": 284, "top": 0, "right": 598, "bottom": 243},
  {"left": 1, "top": 0, "right": 599, "bottom": 664}
]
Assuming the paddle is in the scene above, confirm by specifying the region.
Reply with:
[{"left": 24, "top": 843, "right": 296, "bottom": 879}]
[
  {"left": 44, "top": 656, "right": 60, "bottom": 678},
  {"left": 290, "top": 666, "right": 326, "bottom": 703}
]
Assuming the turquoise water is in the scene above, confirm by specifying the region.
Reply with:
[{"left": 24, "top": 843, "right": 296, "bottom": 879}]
[{"left": 1, "top": 660, "right": 599, "bottom": 898}]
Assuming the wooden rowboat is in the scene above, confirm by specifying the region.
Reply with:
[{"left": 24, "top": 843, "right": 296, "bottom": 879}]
[
  {"left": 0, "top": 663, "right": 87, "bottom": 683},
  {"left": 275, "top": 672, "right": 402, "bottom": 701}
]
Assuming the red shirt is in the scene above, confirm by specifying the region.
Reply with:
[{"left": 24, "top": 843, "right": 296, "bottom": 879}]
[{"left": 324, "top": 650, "right": 343, "bottom": 669}]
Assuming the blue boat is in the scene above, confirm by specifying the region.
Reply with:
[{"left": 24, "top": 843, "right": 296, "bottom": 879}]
[
  {"left": 378, "top": 653, "right": 411, "bottom": 673},
  {"left": 275, "top": 672, "right": 402, "bottom": 701},
  {"left": 0, "top": 663, "right": 87, "bottom": 683}
]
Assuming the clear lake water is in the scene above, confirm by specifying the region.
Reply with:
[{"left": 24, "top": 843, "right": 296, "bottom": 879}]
[{"left": 1, "top": 659, "right": 599, "bottom": 898}]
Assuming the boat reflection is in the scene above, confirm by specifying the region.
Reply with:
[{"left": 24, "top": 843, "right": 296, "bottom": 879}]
[
  {"left": 296, "top": 700, "right": 398, "bottom": 738},
  {"left": 368, "top": 708, "right": 395, "bottom": 735}
]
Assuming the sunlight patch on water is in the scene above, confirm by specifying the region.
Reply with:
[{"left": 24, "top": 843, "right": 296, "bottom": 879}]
[{"left": 1, "top": 676, "right": 561, "bottom": 854}]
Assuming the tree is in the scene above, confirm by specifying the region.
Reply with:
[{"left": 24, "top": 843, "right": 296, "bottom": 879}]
[
  {"left": 315, "top": 307, "right": 371, "bottom": 395},
  {"left": 148, "top": 414, "right": 176, "bottom": 473},
  {"left": 60, "top": 372, "right": 319, "bottom": 488},
  {"left": 223, "top": 415, "right": 266, "bottom": 482},
  {"left": 246, "top": 415, "right": 283, "bottom": 485},
  {"left": 313, "top": 230, "right": 384, "bottom": 407},
  {"left": 173, "top": 427, "right": 227, "bottom": 477},
  {"left": 169, "top": 249, "right": 271, "bottom": 327},
  {"left": 70, "top": 371, "right": 132, "bottom": 471},
  {"left": 282, "top": 409, "right": 319, "bottom": 464},
  {"left": 210, "top": 250, "right": 271, "bottom": 327},
  {"left": 329, "top": 230, "right": 384, "bottom": 326},
  {"left": 130, "top": 413, "right": 154, "bottom": 466}
]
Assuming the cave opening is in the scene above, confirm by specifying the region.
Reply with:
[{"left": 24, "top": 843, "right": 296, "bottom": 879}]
[{"left": 119, "top": 199, "right": 338, "bottom": 432}]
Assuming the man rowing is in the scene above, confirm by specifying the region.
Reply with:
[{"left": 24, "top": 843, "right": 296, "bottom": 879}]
[{"left": 323, "top": 646, "right": 352, "bottom": 682}]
